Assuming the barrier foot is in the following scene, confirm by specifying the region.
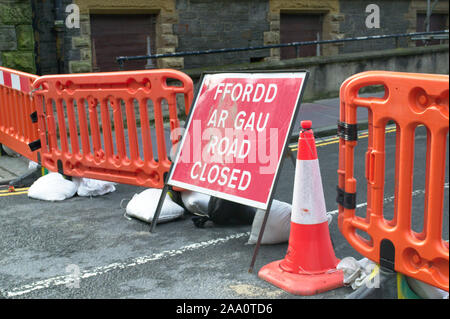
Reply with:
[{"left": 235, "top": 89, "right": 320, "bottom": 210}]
[
  {"left": 346, "top": 266, "right": 398, "bottom": 299},
  {"left": 8, "top": 166, "right": 42, "bottom": 188}
]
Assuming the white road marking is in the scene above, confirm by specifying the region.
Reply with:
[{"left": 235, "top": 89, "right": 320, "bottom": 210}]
[
  {"left": 11, "top": 74, "right": 21, "bottom": 91},
  {"left": 3, "top": 232, "right": 250, "bottom": 297}
]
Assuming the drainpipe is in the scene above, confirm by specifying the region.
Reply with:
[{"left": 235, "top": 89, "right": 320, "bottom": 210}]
[
  {"left": 54, "top": 0, "right": 65, "bottom": 73},
  {"left": 30, "top": 0, "right": 41, "bottom": 75},
  {"left": 426, "top": 0, "right": 431, "bottom": 32}
]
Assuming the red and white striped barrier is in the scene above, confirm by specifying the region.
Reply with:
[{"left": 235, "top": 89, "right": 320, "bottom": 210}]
[
  {"left": 258, "top": 120, "right": 344, "bottom": 296},
  {"left": 0, "top": 66, "right": 39, "bottom": 161},
  {"left": 0, "top": 68, "right": 33, "bottom": 94}
]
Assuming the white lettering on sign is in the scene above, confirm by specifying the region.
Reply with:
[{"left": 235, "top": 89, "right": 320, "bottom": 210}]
[
  {"left": 188, "top": 81, "right": 281, "bottom": 193},
  {"left": 207, "top": 109, "right": 229, "bottom": 128},
  {"left": 207, "top": 110, "right": 270, "bottom": 132},
  {"left": 196, "top": 105, "right": 273, "bottom": 190},
  {"left": 168, "top": 72, "right": 308, "bottom": 210},
  {"left": 190, "top": 162, "right": 252, "bottom": 191},
  {"left": 206, "top": 135, "right": 251, "bottom": 159},
  {"left": 213, "top": 82, "right": 278, "bottom": 103},
  {"left": 234, "top": 111, "right": 270, "bottom": 132}
]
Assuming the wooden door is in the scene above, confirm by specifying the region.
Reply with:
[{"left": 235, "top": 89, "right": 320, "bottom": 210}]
[
  {"left": 90, "top": 14, "right": 156, "bottom": 72},
  {"left": 280, "top": 13, "right": 323, "bottom": 59},
  {"left": 416, "top": 13, "right": 448, "bottom": 46}
]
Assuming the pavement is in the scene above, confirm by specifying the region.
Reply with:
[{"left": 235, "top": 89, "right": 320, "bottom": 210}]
[
  {"left": 0, "top": 154, "right": 30, "bottom": 185},
  {"left": 0, "top": 93, "right": 448, "bottom": 301}
]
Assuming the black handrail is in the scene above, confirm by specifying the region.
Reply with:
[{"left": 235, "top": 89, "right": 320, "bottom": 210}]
[{"left": 116, "top": 30, "right": 449, "bottom": 69}]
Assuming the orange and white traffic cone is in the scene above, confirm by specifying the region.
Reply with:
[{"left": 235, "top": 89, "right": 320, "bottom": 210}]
[{"left": 258, "top": 120, "right": 343, "bottom": 296}]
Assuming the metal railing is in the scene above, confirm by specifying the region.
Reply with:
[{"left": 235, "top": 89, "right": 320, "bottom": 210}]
[{"left": 116, "top": 30, "right": 449, "bottom": 70}]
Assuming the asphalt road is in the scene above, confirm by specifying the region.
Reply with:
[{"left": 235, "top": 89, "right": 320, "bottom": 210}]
[{"left": 0, "top": 125, "right": 448, "bottom": 300}]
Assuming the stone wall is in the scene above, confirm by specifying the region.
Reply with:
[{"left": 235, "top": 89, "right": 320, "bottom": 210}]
[
  {"left": 405, "top": 0, "right": 450, "bottom": 34},
  {"left": 32, "top": 0, "right": 82, "bottom": 75},
  {"left": 31, "top": 0, "right": 57, "bottom": 75},
  {"left": 30, "top": 0, "right": 184, "bottom": 73},
  {"left": 73, "top": 0, "right": 181, "bottom": 72},
  {"left": 184, "top": 44, "right": 449, "bottom": 101},
  {"left": 267, "top": 0, "right": 343, "bottom": 60},
  {"left": 175, "top": 0, "right": 270, "bottom": 69},
  {"left": 339, "top": 0, "right": 411, "bottom": 53},
  {"left": 2, "top": 0, "right": 448, "bottom": 75},
  {"left": 0, "top": 0, "right": 36, "bottom": 74}
]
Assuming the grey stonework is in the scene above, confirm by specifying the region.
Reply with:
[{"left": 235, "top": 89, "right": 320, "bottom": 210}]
[
  {"left": 184, "top": 45, "right": 449, "bottom": 102},
  {"left": 339, "top": 0, "right": 411, "bottom": 54},
  {"left": 32, "top": 0, "right": 81, "bottom": 75},
  {"left": 0, "top": 25, "right": 17, "bottom": 51},
  {"left": 175, "top": 0, "right": 270, "bottom": 69},
  {"left": 0, "top": 0, "right": 32, "bottom": 25},
  {"left": 31, "top": 0, "right": 58, "bottom": 74},
  {"left": 2, "top": 0, "right": 447, "bottom": 75},
  {"left": 0, "top": 0, "right": 36, "bottom": 73}
]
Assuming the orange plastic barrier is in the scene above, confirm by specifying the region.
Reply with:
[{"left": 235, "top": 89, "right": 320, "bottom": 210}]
[
  {"left": 337, "top": 71, "right": 449, "bottom": 291},
  {"left": 0, "top": 66, "right": 40, "bottom": 162},
  {"left": 31, "top": 69, "right": 193, "bottom": 188}
]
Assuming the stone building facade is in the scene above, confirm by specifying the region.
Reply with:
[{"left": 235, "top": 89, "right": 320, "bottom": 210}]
[
  {"left": 176, "top": 0, "right": 270, "bottom": 68},
  {"left": 0, "top": 0, "right": 448, "bottom": 75},
  {"left": 339, "top": 0, "right": 449, "bottom": 53},
  {"left": 69, "top": 0, "right": 182, "bottom": 73},
  {"left": 0, "top": 0, "right": 36, "bottom": 74}
]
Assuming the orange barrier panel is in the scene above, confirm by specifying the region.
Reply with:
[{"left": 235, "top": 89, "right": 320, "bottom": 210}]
[
  {"left": 337, "top": 71, "right": 449, "bottom": 291},
  {"left": 0, "top": 66, "right": 40, "bottom": 162},
  {"left": 31, "top": 69, "right": 193, "bottom": 188}
]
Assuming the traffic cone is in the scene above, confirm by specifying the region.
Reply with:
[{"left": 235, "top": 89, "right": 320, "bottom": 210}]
[{"left": 258, "top": 120, "right": 343, "bottom": 296}]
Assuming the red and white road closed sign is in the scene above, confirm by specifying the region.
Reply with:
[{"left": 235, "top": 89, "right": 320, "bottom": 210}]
[{"left": 168, "top": 72, "right": 308, "bottom": 210}]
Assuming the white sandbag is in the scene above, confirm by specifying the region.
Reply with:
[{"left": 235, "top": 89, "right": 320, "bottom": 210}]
[
  {"left": 337, "top": 257, "right": 377, "bottom": 290},
  {"left": 247, "top": 200, "right": 292, "bottom": 245},
  {"left": 28, "top": 172, "right": 78, "bottom": 201},
  {"left": 72, "top": 177, "right": 116, "bottom": 197},
  {"left": 28, "top": 160, "right": 39, "bottom": 170},
  {"left": 126, "top": 188, "right": 184, "bottom": 224},
  {"left": 181, "top": 190, "right": 210, "bottom": 215}
]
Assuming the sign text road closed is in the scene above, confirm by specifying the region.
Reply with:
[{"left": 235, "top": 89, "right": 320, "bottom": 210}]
[{"left": 168, "top": 72, "right": 308, "bottom": 210}]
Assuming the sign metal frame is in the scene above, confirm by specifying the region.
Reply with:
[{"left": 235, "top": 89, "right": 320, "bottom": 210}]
[{"left": 150, "top": 70, "right": 309, "bottom": 271}]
